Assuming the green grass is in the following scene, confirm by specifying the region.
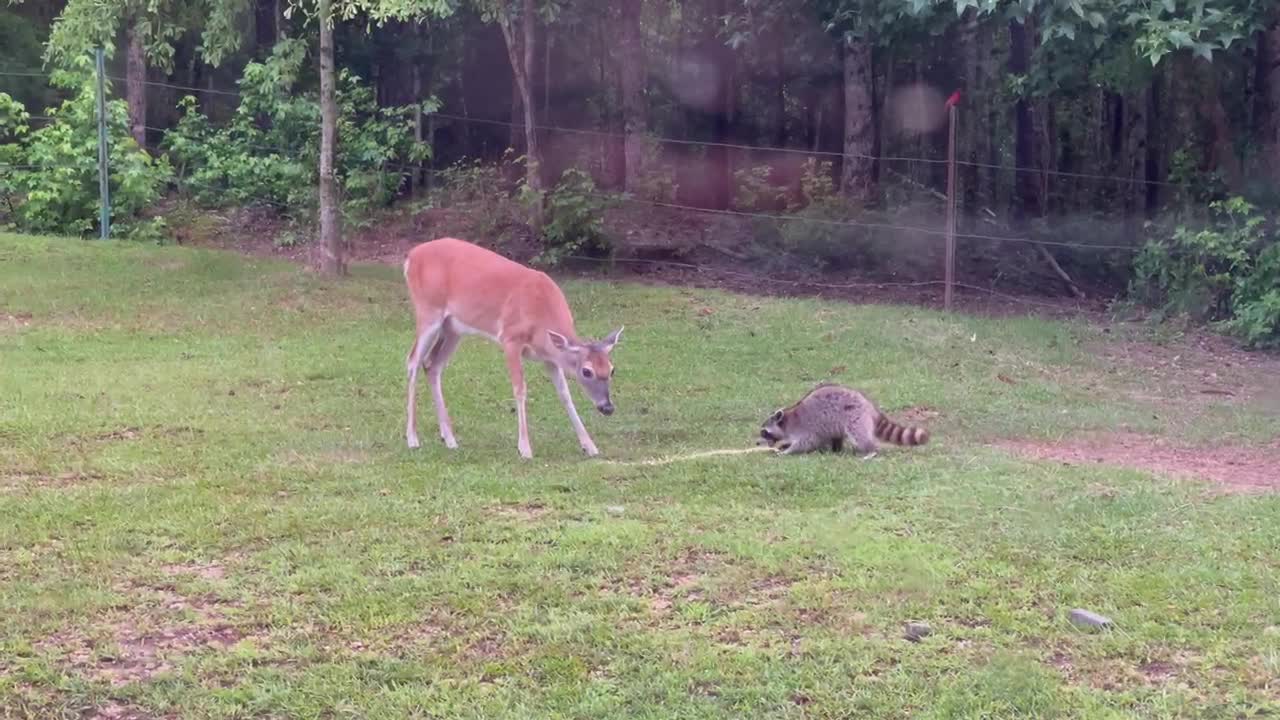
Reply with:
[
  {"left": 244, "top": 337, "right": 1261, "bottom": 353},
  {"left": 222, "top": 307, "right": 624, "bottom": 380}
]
[{"left": 1, "top": 232, "right": 1278, "bottom": 719}]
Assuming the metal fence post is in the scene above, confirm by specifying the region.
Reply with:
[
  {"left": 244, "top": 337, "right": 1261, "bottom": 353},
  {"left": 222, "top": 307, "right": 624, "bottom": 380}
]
[
  {"left": 94, "top": 47, "right": 111, "bottom": 239},
  {"left": 943, "top": 90, "right": 961, "bottom": 311}
]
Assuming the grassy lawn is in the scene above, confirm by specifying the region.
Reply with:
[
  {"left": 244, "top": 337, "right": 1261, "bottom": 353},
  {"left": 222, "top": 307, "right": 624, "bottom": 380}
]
[{"left": 1, "top": 232, "right": 1278, "bottom": 719}]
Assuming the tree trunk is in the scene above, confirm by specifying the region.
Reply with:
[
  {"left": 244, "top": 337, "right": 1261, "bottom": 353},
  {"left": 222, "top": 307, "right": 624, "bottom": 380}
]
[
  {"left": 620, "top": 0, "right": 646, "bottom": 191},
  {"left": 1123, "top": 85, "right": 1147, "bottom": 238},
  {"left": 772, "top": 28, "right": 786, "bottom": 147},
  {"left": 840, "top": 35, "right": 876, "bottom": 204},
  {"left": 543, "top": 25, "right": 551, "bottom": 117},
  {"left": 1200, "top": 62, "right": 1240, "bottom": 188},
  {"left": 1145, "top": 68, "right": 1163, "bottom": 215},
  {"left": 125, "top": 14, "right": 147, "bottom": 148},
  {"left": 509, "top": 81, "right": 523, "bottom": 152},
  {"left": 254, "top": 0, "right": 277, "bottom": 56},
  {"left": 315, "top": 0, "right": 345, "bottom": 276},
  {"left": 497, "top": 0, "right": 543, "bottom": 210},
  {"left": 1257, "top": 20, "right": 1280, "bottom": 184},
  {"left": 959, "top": 10, "right": 978, "bottom": 213},
  {"left": 703, "top": 0, "right": 735, "bottom": 210},
  {"left": 1008, "top": 18, "right": 1039, "bottom": 224}
]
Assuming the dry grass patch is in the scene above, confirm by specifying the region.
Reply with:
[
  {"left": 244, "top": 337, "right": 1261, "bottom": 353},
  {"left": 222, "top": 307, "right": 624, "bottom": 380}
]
[
  {"left": 1, "top": 467, "right": 106, "bottom": 493},
  {"left": 996, "top": 432, "right": 1280, "bottom": 494},
  {"left": 34, "top": 572, "right": 255, "bottom": 688},
  {"left": 488, "top": 500, "right": 551, "bottom": 522}
]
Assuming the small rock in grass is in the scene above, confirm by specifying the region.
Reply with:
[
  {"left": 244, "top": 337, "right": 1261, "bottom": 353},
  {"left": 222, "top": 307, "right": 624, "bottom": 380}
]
[
  {"left": 903, "top": 622, "right": 932, "bottom": 642},
  {"left": 1068, "top": 608, "right": 1113, "bottom": 630},
  {"left": 605, "top": 505, "right": 626, "bottom": 517}
]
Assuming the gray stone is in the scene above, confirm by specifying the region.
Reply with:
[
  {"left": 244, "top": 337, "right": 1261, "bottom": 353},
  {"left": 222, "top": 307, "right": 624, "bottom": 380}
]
[
  {"left": 903, "top": 621, "right": 932, "bottom": 642},
  {"left": 1068, "top": 608, "right": 1114, "bottom": 630}
]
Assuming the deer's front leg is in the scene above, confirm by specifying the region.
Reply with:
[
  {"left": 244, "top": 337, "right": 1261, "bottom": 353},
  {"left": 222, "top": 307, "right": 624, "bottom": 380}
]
[
  {"left": 546, "top": 362, "right": 599, "bottom": 457},
  {"left": 504, "top": 343, "right": 533, "bottom": 459}
]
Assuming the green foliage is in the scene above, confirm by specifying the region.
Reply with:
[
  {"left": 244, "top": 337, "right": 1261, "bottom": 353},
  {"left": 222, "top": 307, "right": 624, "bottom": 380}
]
[
  {"left": 0, "top": 70, "right": 171, "bottom": 237},
  {"left": 795, "top": 157, "right": 837, "bottom": 210},
  {"left": 535, "top": 168, "right": 615, "bottom": 267},
  {"left": 163, "top": 39, "right": 433, "bottom": 220},
  {"left": 1167, "top": 146, "right": 1227, "bottom": 205},
  {"left": 732, "top": 164, "right": 785, "bottom": 211},
  {"left": 43, "top": 0, "right": 248, "bottom": 71},
  {"left": 629, "top": 135, "right": 679, "bottom": 204},
  {"left": 1131, "top": 196, "right": 1280, "bottom": 348},
  {"left": 775, "top": 198, "right": 870, "bottom": 272}
]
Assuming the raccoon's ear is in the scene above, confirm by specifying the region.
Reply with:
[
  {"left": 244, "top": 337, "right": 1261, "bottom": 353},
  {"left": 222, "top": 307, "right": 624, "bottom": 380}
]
[{"left": 772, "top": 409, "right": 785, "bottom": 426}]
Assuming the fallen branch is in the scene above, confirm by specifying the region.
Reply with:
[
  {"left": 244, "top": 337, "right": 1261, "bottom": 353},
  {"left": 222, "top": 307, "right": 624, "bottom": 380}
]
[{"left": 1037, "top": 244, "right": 1086, "bottom": 300}]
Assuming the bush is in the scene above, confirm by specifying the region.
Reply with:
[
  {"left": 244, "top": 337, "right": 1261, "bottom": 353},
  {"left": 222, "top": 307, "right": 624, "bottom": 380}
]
[
  {"left": 732, "top": 164, "right": 785, "bottom": 211},
  {"left": 536, "top": 168, "right": 616, "bottom": 267},
  {"left": 1131, "top": 196, "right": 1280, "bottom": 348},
  {"left": 0, "top": 66, "right": 171, "bottom": 237},
  {"left": 163, "top": 39, "right": 432, "bottom": 220}
]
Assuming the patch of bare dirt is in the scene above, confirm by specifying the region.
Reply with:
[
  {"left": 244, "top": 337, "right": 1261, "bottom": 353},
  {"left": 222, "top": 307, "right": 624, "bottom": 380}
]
[
  {"left": 1, "top": 467, "right": 106, "bottom": 492},
  {"left": 894, "top": 406, "right": 942, "bottom": 425},
  {"left": 161, "top": 562, "right": 227, "bottom": 581},
  {"left": 996, "top": 432, "right": 1280, "bottom": 494},
  {"left": 35, "top": 571, "right": 253, "bottom": 688},
  {"left": 488, "top": 500, "right": 551, "bottom": 522},
  {"left": 84, "top": 701, "right": 164, "bottom": 720},
  {"left": 1090, "top": 329, "right": 1280, "bottom": 408},
  {"left": 2, "top": 311, "right": 33, "bottom": 333}
]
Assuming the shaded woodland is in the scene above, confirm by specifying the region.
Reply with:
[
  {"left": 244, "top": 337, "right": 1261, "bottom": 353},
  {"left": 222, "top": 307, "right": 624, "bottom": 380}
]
[{"left": 2, "top": 0, "right": 1278, "bottom": 344}]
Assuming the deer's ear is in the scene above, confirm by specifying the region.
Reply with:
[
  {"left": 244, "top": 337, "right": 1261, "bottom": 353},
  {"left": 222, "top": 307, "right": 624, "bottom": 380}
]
[
  {"left": 547, "top": 330, "right": 574, "bottom": 351},
  {"left": 601, "top": 326, "right": 623, "bottom": 351}
]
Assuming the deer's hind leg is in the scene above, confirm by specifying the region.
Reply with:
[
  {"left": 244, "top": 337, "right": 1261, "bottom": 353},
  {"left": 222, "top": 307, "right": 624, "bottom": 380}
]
[
  {"left": 426, "top": 321, "right": 463, "bottom": 448},
  {"left": 406, "top": 315, "right": 444, "bottom": 449}
]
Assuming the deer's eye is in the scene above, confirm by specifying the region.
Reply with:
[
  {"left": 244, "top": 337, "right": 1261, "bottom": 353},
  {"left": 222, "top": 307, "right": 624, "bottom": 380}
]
[{"left": 581, "top": 367, "right": 594, "bottom": 379}]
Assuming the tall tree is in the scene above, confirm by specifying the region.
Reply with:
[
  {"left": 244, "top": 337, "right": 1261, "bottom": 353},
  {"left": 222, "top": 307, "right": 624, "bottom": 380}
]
[
  {"left": 316, "top": 0, "right": 343, "bottom": 275},
  {"left": 810, "top": 0, "right": 938, "bottom": 205},
  {"left": 1007, "top": 16, "right": 1039, "bottom": 223},
  {"left": 840, "top": 32, "right": 874, "bottom": 201},
  {"left": 124, "top": 12, "right": 147, "bottom": 145},
  {"left": 618, "top": 0, "right": 646, "bottom": 190},
  {"left": 481, "top": 0, "right": 544, "bottom": 223},
  {"left": 1259, "top": 11, "right": 1280, "bottom": 185}
]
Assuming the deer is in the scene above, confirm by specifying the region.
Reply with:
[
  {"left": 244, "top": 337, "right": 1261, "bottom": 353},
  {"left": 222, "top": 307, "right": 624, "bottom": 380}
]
[{"left": 402, "top": 237, "right": 623, "bottom": 459}]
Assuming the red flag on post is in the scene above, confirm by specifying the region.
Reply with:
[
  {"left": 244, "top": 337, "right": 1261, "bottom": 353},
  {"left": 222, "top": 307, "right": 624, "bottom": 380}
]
[{"left": 945, "top": 90, "right": 962, "bottom": 109}]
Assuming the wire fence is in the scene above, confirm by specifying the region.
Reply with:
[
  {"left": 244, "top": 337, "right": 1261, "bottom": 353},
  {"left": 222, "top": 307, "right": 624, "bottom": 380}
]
[{"left": 0, "top": 61, "right": 1171, "bottom": 310}]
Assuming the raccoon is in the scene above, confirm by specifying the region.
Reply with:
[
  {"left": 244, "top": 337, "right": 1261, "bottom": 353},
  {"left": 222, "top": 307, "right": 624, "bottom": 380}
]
[{"left": 758, "top": 382, "right": 930, "bottom": 458}]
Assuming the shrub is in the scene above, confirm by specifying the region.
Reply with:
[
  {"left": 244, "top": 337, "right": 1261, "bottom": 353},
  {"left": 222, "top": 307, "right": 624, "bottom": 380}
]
[
  {"left": 1131, "top": 196, "right": 1280, "bottom": 348},
  {"left": 536, "top": 168, "right": 616, "bottom": 267},
  {"left": 0, "top": 65, "right": 171, "bottom": 237},
  {"left": 732, "top": 164, "right": 785, "bottom": 211},
  {"left": 163, "top": 39, "right": 432, "bottom": 221}
]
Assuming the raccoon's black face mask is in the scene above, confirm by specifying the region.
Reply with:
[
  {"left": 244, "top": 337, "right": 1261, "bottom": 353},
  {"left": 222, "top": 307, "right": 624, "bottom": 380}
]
[{"left": 758, "top": 409, "right": 786, "bottom": 446}]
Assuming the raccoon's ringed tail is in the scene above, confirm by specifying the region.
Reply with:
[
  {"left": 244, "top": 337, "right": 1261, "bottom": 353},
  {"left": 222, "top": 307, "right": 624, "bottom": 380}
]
[{"left": 873, "top": 413, "right": 930, "bottom": 446}]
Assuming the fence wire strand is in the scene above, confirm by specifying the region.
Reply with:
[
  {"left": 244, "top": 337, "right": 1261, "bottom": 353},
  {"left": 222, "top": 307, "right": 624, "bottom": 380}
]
[{"left": 0, "top": 68, "right": 1194, "bottom": 190}]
